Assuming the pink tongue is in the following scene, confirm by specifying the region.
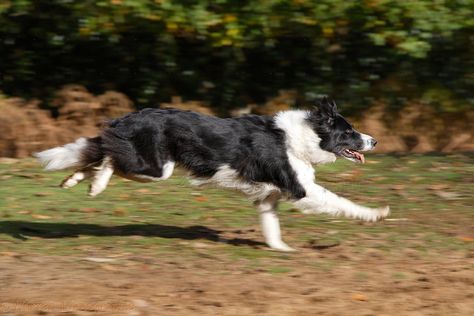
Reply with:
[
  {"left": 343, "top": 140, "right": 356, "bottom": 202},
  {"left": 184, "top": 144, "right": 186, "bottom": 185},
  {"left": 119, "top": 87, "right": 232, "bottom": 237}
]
[{"left": 353, "top": 151, "right": 365, "bottom": 163}]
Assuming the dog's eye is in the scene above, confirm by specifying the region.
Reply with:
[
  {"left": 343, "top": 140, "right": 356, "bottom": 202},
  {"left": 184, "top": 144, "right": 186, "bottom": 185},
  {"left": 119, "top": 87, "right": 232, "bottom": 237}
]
[{"left": 345, "top": 129, "right": 352, "bottom": 134}]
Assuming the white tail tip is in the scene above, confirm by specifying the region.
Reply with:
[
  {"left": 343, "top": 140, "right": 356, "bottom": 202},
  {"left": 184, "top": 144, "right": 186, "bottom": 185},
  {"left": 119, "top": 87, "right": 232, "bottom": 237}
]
[{"left": 34, "top": 138, "right": 87, "bottom": 171}]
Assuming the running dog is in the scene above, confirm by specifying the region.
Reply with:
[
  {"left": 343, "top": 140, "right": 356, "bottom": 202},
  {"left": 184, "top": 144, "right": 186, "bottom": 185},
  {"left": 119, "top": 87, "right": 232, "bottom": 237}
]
[{"left": 35, "top": 97, "right": 389, "bottom": 251}]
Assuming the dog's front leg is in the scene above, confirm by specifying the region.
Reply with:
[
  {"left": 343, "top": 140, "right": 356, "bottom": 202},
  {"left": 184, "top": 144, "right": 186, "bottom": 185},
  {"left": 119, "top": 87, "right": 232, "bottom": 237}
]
[
  {"left": 294, "top": 182, "right": 389, "bottom": 222},
  {"left": 256, "top": 192, "right": 295, "bottom": 252},
  {"left": 287, "top": 155, "right": 389, "bottom": 222}
]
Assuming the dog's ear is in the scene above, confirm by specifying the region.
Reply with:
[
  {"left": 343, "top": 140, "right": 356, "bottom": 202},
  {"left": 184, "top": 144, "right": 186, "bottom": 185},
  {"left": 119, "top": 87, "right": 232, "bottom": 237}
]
[{"left": 313, "top": 96, "right": 338, "bottom": 122}]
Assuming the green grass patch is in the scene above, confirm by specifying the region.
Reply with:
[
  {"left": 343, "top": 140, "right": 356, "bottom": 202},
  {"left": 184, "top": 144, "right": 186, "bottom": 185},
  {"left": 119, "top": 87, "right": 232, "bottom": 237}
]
[{"left": 0, "top": 154, "right": 472, "bottom": 262}]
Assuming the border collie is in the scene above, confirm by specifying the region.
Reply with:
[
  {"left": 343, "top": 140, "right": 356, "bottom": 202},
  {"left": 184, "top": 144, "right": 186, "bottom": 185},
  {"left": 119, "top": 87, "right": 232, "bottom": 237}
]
[{"left": 35, "top": 97, "right": 389, "bottom": 251}]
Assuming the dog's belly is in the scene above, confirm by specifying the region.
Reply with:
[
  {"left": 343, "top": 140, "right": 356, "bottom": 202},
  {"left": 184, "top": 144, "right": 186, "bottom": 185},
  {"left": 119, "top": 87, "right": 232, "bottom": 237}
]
[{"left": 115, "top": 161, "right": 175, "bottom": 182}]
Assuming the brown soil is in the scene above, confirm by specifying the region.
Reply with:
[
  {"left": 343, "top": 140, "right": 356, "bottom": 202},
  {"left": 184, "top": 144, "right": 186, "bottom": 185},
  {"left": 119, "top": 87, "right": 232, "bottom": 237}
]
[{"left": 1, "top": 245, "right": 472, "bottom": 316}]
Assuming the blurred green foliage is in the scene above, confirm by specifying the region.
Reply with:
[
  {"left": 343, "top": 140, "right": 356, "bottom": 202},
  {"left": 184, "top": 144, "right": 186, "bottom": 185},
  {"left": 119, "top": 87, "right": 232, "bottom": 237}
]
[{"left": 0, "top": 0, "right": 473, "bottom": 112}]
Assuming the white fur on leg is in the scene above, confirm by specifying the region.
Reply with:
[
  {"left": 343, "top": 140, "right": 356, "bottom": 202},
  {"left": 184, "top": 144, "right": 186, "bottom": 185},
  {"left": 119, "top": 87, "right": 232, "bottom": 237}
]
[
  {"left": 260, "top": 211, "right": 295, "bottom": 252},
  {"left": 61, "top": 170, "right": 92, "bottom": 188},
  {"left": 89, "top": 157, "right": 114, "bottom": 197},
  {"left": 295, "top": 186, "right": 390, "bottom": 222},
  {"left": 288, "top": 153, "right": 389, "bottom": 221},
  {"left": 257, "top": 193, "right": 295, "bottom": 252}
]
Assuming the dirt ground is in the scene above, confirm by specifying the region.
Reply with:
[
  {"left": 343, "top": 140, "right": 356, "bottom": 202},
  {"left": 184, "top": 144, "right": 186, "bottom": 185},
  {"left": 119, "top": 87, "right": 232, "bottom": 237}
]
[{"left": 1, "top": 242, "right": 472, "bottom": 316}]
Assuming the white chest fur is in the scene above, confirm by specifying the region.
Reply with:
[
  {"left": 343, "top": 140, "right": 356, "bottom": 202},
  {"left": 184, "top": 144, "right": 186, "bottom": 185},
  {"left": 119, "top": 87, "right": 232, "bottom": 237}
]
[{"left": 274, "top": 110, "right": 336, "bottom": 166}]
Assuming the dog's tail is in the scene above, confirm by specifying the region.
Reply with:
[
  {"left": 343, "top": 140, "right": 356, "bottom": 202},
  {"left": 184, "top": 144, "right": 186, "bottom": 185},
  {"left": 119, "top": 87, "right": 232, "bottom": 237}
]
[{"left": 34, "top": 137, "right": 103, "bottom": 171}]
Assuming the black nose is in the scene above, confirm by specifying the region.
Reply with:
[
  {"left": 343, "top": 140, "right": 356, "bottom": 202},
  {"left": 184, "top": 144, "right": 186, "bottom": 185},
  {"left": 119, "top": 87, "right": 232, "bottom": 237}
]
[{"left": 371, "top": 139, "right": 377, "bottom": 147}]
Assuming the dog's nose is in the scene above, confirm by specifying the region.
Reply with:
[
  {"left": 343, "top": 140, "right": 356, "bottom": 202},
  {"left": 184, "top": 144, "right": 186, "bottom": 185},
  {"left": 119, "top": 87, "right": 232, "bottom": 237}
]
[{"left": 370, "top": 139, "right": 377, "bottom": 147}]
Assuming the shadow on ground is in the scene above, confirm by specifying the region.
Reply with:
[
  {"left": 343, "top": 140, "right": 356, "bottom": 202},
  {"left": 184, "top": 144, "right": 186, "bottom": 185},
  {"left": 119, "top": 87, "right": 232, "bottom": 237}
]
[{"left": 0, "top": 221, "right": 265, "bottom": 247}]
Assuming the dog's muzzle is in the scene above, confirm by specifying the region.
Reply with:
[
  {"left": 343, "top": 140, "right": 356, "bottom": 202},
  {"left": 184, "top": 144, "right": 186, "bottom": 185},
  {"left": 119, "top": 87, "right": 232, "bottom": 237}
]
[{"left": 361, "top": 134, "right": 377, "bottom": 151}]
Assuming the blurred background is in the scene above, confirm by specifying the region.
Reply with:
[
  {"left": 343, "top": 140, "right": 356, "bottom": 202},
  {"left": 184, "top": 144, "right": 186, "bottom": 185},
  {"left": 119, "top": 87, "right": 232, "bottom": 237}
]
[{"left": 0, "top": 0, "right": 473, "bottom": 156}]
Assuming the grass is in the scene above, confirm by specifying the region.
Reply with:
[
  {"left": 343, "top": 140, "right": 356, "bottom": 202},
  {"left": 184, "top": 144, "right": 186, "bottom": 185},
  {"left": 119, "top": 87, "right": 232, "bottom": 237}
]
[{"left": 0, "top": 154, "right": 472, "bottom": 263}]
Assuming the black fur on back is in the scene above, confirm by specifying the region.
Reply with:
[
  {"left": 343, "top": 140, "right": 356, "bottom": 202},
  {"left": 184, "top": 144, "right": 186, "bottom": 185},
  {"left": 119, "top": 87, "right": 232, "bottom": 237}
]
[
  {"left": 81, "top": 136, "right": 104, "bottom": 167},
  {"left": 90, "top": 108, "right": 306, "bottom": 199}
]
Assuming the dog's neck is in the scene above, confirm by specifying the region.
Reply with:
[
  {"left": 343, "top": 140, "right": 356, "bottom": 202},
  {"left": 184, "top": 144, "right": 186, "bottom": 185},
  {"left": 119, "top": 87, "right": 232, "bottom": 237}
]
[{"left": 274, "top": 110, "right": 337, "bottom": 165}]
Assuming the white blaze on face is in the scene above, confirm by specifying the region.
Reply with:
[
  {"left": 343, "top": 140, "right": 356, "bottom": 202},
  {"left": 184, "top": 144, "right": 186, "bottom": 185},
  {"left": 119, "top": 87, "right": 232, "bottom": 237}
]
[{"left": 360, "top": 133, "right": 376, "bottom": 151}]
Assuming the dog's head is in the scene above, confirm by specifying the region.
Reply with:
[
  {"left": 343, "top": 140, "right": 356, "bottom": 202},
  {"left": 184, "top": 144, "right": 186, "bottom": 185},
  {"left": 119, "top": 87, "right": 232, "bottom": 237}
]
[{"left": 308, "top": 97, "right": 377, "bottom": 163}]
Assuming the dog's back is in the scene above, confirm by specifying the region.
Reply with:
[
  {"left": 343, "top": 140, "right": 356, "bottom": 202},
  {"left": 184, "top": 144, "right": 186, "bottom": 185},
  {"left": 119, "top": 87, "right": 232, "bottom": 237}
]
[{"left": 35, "top": 108, "right": 303, "bottom": 198}]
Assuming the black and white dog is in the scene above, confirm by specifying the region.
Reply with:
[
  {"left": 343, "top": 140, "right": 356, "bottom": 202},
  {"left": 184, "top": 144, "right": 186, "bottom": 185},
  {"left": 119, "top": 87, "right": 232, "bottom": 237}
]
[{"left": 35, "top": 97, "right": 389, "bottom": 251}]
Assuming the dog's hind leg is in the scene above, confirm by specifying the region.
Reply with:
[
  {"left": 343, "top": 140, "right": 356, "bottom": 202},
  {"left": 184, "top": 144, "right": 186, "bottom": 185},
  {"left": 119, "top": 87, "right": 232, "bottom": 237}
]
[
  {"left": 256, "top": 191, "right": 295, "bottom": 252},
  {"left": 89, "top": 157, "right": 114, "bottom": 197},
  {"left": 61, "top": 169, "right": 93, "bottom": 189}
]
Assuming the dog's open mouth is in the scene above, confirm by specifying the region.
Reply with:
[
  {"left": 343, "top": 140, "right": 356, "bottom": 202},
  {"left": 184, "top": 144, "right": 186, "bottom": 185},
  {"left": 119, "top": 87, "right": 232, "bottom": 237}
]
[{"left": 341, "top": 149, "right": 365, "bottom": 163}]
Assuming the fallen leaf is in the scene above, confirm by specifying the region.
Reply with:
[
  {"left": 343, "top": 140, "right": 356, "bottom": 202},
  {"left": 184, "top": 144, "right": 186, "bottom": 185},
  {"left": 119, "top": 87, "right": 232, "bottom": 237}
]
[
  {"left": 195, "top": 196, "right": 208, "bottom": 202},
  {"left": 390, "top": 184, "right": 406, "bottom": 191},
  {"left": 427, "top": 184, "right": 448, "bottom": 191},
  {"left": 81, "top": 207, "right": 98, "bottom": 213},
  {"left": 458, "top": 236, "right": 474, "bottom": 242},
  {"left": 101, "top": 264, "right": 120, "bottom": 271},
  {"left": 83, "top": 257, "right": 117, "bottom": 263},
  {"left": 351, "top": 293, "right": 368, "bottom": 301},
  {"left": 34, "top": 192, "right": 51, "bottom": 197},
  {"left": 136, "top": 188, "right": 150, "bottom": 193},
  {"left": 113, "top": 209, "right": 127, "bottom": 216},
  {"left": 0, "top": 251, "right": 21, "bottom": 257},
  {"left": 31, "top": 214, "right": 51, "bottom": 219},
  {"left": 366, "top": 160, "right": 380, "bottom": 164}
]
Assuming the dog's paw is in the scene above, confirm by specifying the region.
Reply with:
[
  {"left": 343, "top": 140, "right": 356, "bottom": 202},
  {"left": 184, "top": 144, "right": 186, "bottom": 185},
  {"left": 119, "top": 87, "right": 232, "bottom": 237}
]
[
  {"left": 88, "top": 184, "right": 106, "bottom": 197},
  {"left": 362, "top": 206, "right": 390, "bottom": 222},
  {"left": 377, "top": 206, "right": 390, "bottom": 220},
  {"left": 61, "top": 176, "right": 77, "bottom": 189},
  {"left": 272, "top": 245, "right": 296, "bottom": 252},
  {"left": 268, "top": 241, "right": 296, "bottom": 252}
]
